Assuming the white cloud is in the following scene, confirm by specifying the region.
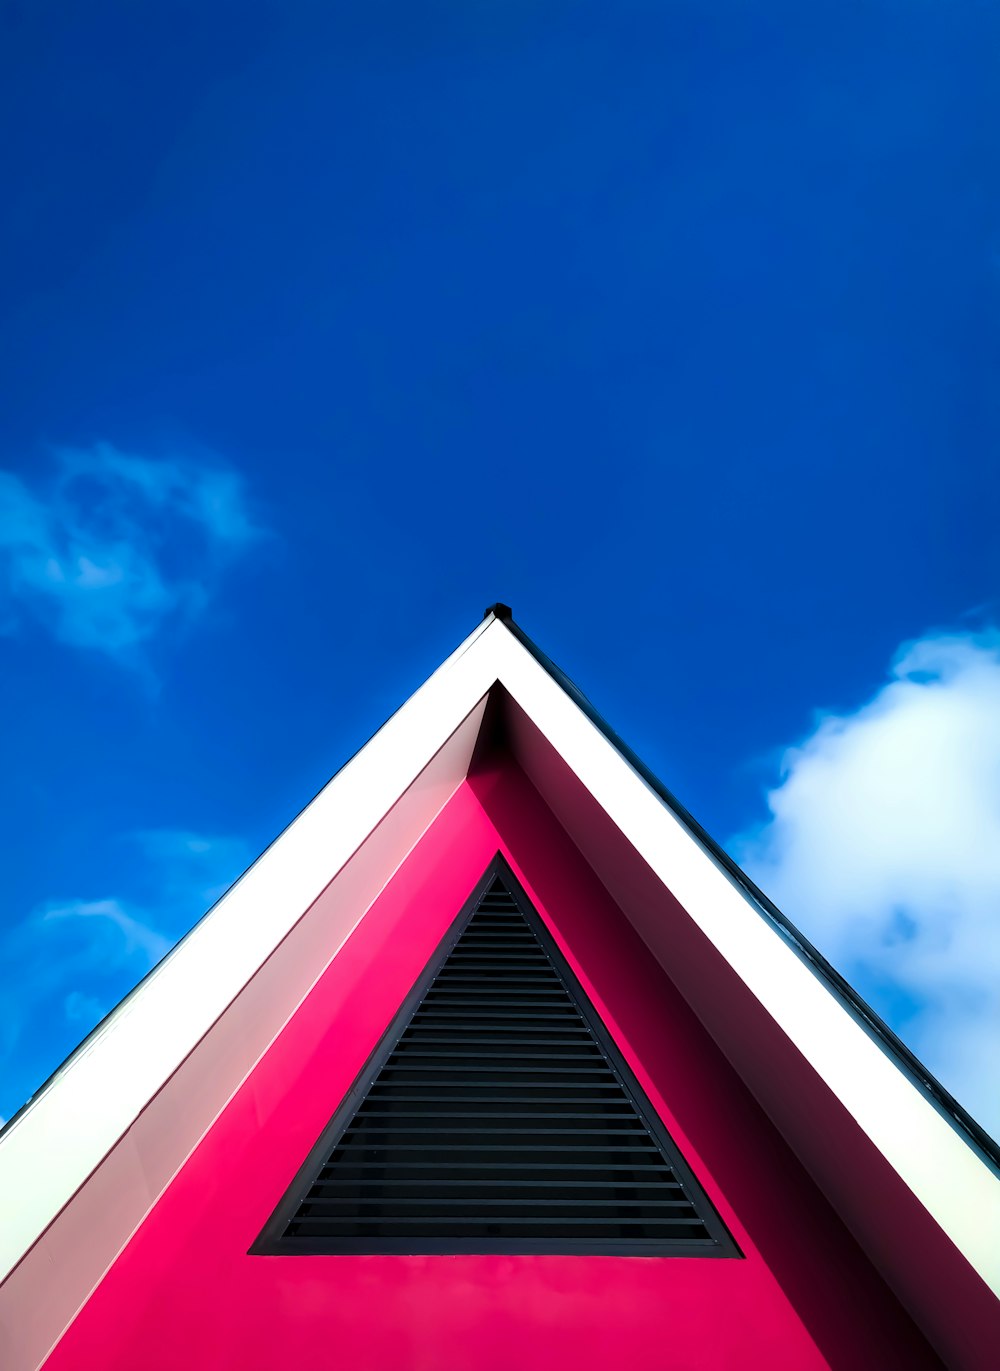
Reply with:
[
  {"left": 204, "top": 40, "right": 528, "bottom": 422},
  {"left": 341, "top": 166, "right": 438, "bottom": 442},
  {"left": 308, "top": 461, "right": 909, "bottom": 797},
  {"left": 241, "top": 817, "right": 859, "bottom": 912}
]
[
  {"left": 0, "top": 443, "right": 262, "bottom": 658},
  {"left": 0, "top": 828, "right": 250, "bottom": 1121},
  {"left": 731, "top": 627, "right": 1000, "bottom": 1139}
]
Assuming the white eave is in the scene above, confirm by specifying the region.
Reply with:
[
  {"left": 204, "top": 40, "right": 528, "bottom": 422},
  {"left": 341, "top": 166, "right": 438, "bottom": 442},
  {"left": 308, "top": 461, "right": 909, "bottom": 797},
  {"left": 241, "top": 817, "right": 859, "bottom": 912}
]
[{"left": 1, "top": 607, "right": 998, "bottom": 1309}]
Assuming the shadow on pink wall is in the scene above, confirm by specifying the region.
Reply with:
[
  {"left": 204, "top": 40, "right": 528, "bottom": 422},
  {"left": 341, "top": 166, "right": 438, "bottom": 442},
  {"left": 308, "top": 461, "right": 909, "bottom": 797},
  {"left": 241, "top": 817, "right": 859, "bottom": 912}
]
[{"left": 44, "top": 762, "right": 940, "bottom": 1371}]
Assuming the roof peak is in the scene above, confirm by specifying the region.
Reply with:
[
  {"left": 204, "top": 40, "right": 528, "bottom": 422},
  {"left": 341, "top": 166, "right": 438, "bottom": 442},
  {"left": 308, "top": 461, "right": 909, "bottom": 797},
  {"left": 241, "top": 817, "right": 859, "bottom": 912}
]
[{"left": 483, "top": 602, "right": 513, "bottom": 622}]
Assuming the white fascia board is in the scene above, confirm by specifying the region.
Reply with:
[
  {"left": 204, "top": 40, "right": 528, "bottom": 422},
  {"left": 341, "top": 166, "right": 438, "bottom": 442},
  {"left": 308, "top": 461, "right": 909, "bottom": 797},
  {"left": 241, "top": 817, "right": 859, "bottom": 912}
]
[
  {"left": 9, "top": 607, "right": 994, "bottom": 1298},
  {"left": 0, "top": 615, "right": 506, "bottom": 1282},
  {"left": 486, "top": 626, "right": 1000, "bottom": 1297}
]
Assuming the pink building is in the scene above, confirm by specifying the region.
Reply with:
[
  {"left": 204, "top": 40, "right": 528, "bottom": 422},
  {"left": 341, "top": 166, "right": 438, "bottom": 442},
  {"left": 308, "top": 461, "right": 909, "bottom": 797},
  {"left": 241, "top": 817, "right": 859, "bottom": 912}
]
[{"left": 1, "top": 607, "right": 998, "bottom": 1368}]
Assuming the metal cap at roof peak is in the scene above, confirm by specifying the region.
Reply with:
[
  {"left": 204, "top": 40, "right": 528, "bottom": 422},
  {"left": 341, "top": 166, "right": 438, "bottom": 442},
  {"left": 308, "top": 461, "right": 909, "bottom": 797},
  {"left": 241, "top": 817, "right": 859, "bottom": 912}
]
[{"left": 483, "top": 602, "right": 513, "bottom": 621}]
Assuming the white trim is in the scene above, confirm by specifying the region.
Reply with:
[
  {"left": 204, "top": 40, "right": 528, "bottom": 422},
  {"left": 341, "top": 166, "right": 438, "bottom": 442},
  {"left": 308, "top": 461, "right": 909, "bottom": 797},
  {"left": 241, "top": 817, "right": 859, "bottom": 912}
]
[
  {"left": 0, "top": 699, "right": 491, "bottom": 1371},
  {"left": 2, "top": 609, "right": 997, "bottom": 1320},
  {"left": 485, "top": 627, "right": 1000, "bottom": 1298},
  {"left": 0, "top": 616, "right": 500, "bottom": 1283}
]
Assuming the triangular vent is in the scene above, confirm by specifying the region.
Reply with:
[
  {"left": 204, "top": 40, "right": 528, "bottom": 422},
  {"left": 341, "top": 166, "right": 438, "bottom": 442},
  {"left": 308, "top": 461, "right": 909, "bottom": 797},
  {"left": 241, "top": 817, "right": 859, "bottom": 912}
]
[{"left": 254, "top": 857, "right": 737, "bottom": 1255}]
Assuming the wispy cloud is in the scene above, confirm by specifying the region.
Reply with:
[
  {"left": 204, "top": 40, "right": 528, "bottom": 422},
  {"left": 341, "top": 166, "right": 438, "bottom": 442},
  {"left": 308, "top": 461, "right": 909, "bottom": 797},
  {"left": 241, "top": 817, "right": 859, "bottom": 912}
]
[
  {"left": 128, "top": 829, "right": 251, "bottom": 909},
  {"left": 42, "top": 898, "right": 172, "bottom": 966},
  {"left": 0, "top": 898, "right": 170, "bottom": 1100},
  {"left": 0, "top": 443, "right": 263, "bottom": 659},
  {"left": 0, "top": 829, "right": 251, "bottom": 1123},
  {"left": 730, "top": 627, "right": 1000, "bottom": 1138}
]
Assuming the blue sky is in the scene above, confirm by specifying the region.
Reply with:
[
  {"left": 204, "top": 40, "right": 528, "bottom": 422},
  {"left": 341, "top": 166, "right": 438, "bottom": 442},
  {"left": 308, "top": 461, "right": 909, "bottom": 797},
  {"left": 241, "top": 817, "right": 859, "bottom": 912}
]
[{"left": 1, "top": 3, "right": 998, "bottom": 1134}]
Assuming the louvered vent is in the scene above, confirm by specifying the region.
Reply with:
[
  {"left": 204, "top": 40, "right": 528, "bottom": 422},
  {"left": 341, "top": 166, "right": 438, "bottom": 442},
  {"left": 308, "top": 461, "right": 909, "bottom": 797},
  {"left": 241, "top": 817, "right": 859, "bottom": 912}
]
[{"left": 254, "top": 857, "right": 737, "bottom": 1256}]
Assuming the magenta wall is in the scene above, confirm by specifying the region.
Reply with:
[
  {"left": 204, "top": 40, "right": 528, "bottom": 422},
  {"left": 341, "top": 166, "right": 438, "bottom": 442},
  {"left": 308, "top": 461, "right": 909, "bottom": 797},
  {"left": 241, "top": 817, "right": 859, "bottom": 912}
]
[{"left": 44, "top": 765, "right": 938, "bottom": 1370}]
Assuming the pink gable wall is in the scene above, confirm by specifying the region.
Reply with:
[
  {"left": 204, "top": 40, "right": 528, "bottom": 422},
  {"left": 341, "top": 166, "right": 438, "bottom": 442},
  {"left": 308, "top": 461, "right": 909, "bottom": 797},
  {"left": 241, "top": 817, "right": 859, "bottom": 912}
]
[{"left": 43, "top": 763, "right": 939, "bottom": 1370}]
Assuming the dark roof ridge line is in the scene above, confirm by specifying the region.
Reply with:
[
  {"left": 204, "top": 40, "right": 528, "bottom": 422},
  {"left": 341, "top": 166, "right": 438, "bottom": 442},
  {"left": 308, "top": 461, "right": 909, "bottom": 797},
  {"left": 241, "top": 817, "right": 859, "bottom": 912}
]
[{"left": 488, "top": 607, "right": 1000, "bottom": 1175}]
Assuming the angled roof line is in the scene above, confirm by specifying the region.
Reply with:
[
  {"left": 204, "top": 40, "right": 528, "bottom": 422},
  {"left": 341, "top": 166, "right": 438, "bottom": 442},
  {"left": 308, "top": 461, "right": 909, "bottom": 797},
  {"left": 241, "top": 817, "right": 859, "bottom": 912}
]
[
  {"left": 486, "top": 604, "right": 1000, "bottom": 1173},
  {"left": 3, "top": 606, "right": 997, "bottom": 1369},
  {"left": 0, "top": 616, "right": 499, "bottom": 1151}
]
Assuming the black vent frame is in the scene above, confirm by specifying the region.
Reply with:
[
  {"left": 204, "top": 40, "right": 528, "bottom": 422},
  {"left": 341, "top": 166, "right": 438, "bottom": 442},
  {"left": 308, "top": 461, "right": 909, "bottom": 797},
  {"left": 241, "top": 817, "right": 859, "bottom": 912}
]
[{"left": 253, "top": 855, "right": 739, "bottom": 1257}]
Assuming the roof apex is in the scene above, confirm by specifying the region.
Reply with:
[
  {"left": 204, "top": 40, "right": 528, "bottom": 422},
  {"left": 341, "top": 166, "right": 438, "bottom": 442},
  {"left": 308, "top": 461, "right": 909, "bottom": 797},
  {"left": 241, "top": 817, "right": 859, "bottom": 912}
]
[{"left": 483, "top": 601, "right": 513, "bottom": 621}]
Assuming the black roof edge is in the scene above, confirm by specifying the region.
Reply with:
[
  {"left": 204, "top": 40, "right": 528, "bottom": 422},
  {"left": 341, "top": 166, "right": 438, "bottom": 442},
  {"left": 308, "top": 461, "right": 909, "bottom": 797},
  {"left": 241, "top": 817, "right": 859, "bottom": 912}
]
[{"left": 493, "top": 609, "right": 1000, "bottom": 1174}]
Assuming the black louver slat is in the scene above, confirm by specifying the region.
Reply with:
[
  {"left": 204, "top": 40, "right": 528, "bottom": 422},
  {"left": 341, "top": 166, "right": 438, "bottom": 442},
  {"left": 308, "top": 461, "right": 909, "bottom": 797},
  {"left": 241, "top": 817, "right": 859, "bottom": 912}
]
[{"left": 254, "top": 857, "right": 738, "bottom": 1256}]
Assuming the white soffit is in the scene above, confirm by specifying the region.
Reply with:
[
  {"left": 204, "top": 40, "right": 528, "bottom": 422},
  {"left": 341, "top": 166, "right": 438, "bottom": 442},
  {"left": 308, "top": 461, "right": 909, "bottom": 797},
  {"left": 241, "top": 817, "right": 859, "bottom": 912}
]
[
  {"left": 0, "top": 616, "right": 500, "bottom": 1283},
  {"left": 3, "top": 608, "right": 997, "bottom": 1299},
  {"left": 483, "top": 624, "right": 1000, "bottom": 1297}
]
